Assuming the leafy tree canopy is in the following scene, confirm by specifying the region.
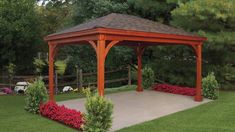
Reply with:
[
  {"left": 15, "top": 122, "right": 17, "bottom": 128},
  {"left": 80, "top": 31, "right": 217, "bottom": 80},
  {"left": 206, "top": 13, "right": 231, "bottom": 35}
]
[
  {"left": 0, "top": 0, "right": 42, "bottom": 74},
  {"left": 170, "top": 0, "right": 235, "bottom": 88},
  {"left": 171, "top": 0, "right": 235, "bottom": 32}
]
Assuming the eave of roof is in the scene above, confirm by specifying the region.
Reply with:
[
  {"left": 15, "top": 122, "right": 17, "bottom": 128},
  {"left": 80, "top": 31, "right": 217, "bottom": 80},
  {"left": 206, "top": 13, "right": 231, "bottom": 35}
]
[{"left": 45, "top": 27, "right": 207, "bottom": 42}]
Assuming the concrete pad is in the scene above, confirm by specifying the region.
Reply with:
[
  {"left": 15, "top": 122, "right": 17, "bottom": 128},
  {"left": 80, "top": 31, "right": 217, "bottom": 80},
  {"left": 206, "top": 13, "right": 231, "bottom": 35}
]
[{"left": 58, "top": 90, "right": 211, "bottom": 131}]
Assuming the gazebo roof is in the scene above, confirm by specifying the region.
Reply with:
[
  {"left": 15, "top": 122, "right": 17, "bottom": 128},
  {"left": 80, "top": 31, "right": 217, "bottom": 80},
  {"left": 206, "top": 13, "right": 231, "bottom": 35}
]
[
  {"left": 50, "top": 13, "right": 195, "bottom": 37},
  {"left": 45, "top": 13, "right": 206, "bottom": 46}
]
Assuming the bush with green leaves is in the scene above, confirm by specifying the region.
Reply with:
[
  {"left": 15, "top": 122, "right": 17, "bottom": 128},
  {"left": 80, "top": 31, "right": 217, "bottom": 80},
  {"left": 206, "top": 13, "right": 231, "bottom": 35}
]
[
  {"left": 83, "top": 88, "right": 113, "bottom": 132},
  {"left": 142, "top": 66, "right": 155, "bottom": 89},
  {"left": 202, "top": 72, "right": 219, "bottom": 100},
  {"left": 25, "top": 79, "right": 48, "bottom": 114}
]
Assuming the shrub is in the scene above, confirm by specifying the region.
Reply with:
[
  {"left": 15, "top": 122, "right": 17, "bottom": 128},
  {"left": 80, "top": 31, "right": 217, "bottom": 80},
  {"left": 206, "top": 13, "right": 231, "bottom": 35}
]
[
  {"left": 83, "top": 88, "right": 113, "bottom": 132},
  {"left": 25, "top": 79, "right": 48, "bottom": 114},
  {"left": 40, "top": 101, "right": 84, "bottom": 129},
  {"left": 202, "top": 72, "right": 219, "bottom": 100},
  {"left": 142, "top": 66, "right": 155, "bottom": 89}
]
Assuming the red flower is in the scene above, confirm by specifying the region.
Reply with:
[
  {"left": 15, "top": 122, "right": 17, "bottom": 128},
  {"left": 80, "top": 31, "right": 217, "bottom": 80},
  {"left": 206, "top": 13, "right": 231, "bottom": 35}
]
[
  {"left": 39, "top": 101, "right": 84, "bottom": 129},
  {"left": 152, "top": 84, "right": 196, "bottom": 96}
]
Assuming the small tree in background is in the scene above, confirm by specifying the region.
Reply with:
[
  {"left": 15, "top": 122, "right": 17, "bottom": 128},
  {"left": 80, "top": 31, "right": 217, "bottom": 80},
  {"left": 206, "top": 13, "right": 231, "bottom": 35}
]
[
  {"left": 25, "top": 79, "right": 48, "bottom": 114},
  {"left": 5, "top": 63, "right": 16, "bottom": 89},
  {"left": 83, "top": 88, "right": 113, "bottom": 132},
  {"left": 142, "top": 66, "right": 155, "bottom": 89},
  {"left": 33, "top": 58, "right": 48, "bottom": 75},
  {"left": 202, "top": 72, "right": 219, "bottom": 100}
]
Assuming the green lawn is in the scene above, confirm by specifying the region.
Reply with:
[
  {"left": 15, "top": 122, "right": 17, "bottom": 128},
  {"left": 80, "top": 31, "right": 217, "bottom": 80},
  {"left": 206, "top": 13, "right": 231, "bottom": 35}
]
[
  {"left": 0, "top": 89, "right": 234, "bottom": 132},
  {"left": 118, "top": 91, "right": 235, "bottom": 132},
  {"left": 0, "top": 85, "right": 136, "bottom": 132}
]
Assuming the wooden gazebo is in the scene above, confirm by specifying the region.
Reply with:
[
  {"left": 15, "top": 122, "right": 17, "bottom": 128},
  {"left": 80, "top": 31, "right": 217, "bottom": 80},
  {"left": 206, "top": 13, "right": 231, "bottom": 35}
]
[{"left": 45, "top": 13, "right": 207, "bottom": 102}]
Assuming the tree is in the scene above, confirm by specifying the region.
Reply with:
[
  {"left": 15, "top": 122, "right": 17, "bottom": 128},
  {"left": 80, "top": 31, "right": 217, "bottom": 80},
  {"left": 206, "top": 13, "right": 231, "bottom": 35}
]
[
  {"left": 170, "top": 0, "right": 235, "bottom": 89},
  {"left": 126, "top": 0, "right": 176, "bottom": 23},
  {"left": 36, "top": 0, "right": 74, "bottom": 52},
  {"left": 72, "top": 0, "right": 128, "bottom": 24},
  {"left": 0, "top": 0, "right": 42, "bottom": 74},
  {"left": 37, "top": 0, "right": 74, "bottom": 35}
]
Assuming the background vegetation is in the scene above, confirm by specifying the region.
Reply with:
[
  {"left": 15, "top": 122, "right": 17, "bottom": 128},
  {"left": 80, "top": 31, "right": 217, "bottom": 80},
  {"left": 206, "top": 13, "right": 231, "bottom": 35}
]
[{"left": 0, "top": 0, "right": 234, "bottom": 89}]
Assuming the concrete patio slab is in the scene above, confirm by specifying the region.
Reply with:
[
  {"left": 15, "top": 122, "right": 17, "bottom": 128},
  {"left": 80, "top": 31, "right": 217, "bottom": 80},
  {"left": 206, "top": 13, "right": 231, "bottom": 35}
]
[{"left": 58, "top": 90, "right": 211, "bottom": 131}]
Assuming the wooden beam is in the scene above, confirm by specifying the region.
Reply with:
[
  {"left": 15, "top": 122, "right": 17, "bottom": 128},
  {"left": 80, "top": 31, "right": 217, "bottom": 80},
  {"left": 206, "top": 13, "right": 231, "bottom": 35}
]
[
  {"left": 104, "top": 40, "right": 119, "bottom": 58},
  {"left": 88, "top": 40, "right": 97, "bottom": 55}
]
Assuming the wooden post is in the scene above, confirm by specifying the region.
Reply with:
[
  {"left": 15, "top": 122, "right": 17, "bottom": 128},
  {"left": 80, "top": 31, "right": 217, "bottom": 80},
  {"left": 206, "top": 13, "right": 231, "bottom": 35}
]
[
  {"left": 76, "top": 67, "right": 79, "bottom": 88},
  {"left": 136, "top": 46, "right": 145, "bottom": 92},
  {"left": 128, "top": 65, "right": 131, "bottom": 86},
  {"left": 48, "top": 43, "right": 56, "bottom": 101},
  {"left": 55, "top": 71, "right": 58, "bottom": 94},
  {"left": 89, "top": 38, "right": 119, "bottom": 96},
  {"left": 97, "top": 38, "right": 106, "bottom": 96},
  {"left": 137, "top": 53, "right": 143, "bottom": 91},
  {"left": 195, "top": 44, "right": 202, "bottom": 102},
  {"left": 79, "top": 69, "right": 83, "bottom": 88}
]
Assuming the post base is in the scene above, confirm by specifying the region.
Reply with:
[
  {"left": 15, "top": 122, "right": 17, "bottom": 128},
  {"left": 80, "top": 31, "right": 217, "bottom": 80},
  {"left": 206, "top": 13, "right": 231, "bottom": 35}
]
[
  {"left": 136, "top": 88, "right": 143, "bottom": 92},
  {"left": 194, "top": 96, "right": 203, "bottom": 102}
]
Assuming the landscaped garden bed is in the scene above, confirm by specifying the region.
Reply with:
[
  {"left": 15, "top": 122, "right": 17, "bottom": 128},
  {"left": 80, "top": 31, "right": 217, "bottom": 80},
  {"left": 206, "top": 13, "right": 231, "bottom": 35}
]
[
  {"left": 152, "top": 84, "right": 196, "bottom": 96},
  {"left": 40, "top": 101, "right": 84, "bottom": 130}
]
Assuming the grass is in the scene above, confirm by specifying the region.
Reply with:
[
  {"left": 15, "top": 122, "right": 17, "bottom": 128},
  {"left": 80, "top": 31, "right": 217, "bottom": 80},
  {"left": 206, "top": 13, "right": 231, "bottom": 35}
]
[
  {"left": 118, "top": 91, "right": 235, "bottom": 132},
  {"left": 0, "top": 85, "right": 136, "bottom": 132},
  {"left": 0, "top": 88, "right": 234, "bottom": 132}
]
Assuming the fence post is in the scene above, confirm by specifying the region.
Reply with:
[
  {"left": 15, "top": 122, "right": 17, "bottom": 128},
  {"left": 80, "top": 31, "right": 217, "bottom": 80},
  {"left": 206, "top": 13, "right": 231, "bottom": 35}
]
[
  {"left": 77, "top": 67, "right": 83, "bottom": 89},
  {"left": 76, "top": 67, "right": 79, "bottom": 88},
  {"left": 128, "top": 65, "right": 131, "bottom": 86},
  {"left": 55, "top": 71, "right": 58, "bottom": 94},
  {"left": 79, "top": 69, "right": 83, "bottom": 88}
]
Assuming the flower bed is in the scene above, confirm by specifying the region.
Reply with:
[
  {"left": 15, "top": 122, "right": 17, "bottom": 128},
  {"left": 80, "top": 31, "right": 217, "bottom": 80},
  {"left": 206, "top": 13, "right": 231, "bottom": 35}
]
[
  {"left": 40, "top": 101, "right": 84, "bottom": 130},
  {"left": 1, "top": 87, "right": 13, "bottom": 94},
  {"left": 152, "top": 84, "right": 196, "bottom": 96}
]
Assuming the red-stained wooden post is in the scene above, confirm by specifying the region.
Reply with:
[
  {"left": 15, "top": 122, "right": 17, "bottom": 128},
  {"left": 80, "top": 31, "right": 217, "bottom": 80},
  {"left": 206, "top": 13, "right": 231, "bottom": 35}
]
[
  {"left": 136, "top": 46, "right": 145, "bottom": 92},
  {"left": 48, "top": 43, "right": 56, "bottom": 100},
  {"left": 195, "top": 44, "right": 202, "bottom": 102},
  {"left": 97, "top": 35, "right": 106, "bottom": 96},
  {"left": 90, "top": 38, "right": 119, "bottom": 96}
]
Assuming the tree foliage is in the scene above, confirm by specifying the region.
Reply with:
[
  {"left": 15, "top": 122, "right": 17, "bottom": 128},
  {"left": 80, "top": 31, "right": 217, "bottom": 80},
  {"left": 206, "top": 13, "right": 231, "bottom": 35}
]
[
  {"left": 72, "top": 0, "right": 128, "bottom": 24},
  {"left": 171, "top": 0, "right": 235, "bottom": 89},
  {"left": 37, "top": 0, "right": 74, "bottom": 35},
  {"left": 0, "top": 0, "right": 42, "bottom": 74},
  {"left": 171, "top": 0, "right": 235, "bottom": 31},
  {"left": 126, "top": 0, "right": 176, "bottom": 23}
]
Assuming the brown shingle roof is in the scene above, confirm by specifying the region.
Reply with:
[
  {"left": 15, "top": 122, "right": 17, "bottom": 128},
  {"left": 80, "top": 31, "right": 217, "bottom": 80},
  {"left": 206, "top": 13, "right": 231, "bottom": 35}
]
[{"left": 51, "top": 13, "right": 195, "bottom": 37}]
